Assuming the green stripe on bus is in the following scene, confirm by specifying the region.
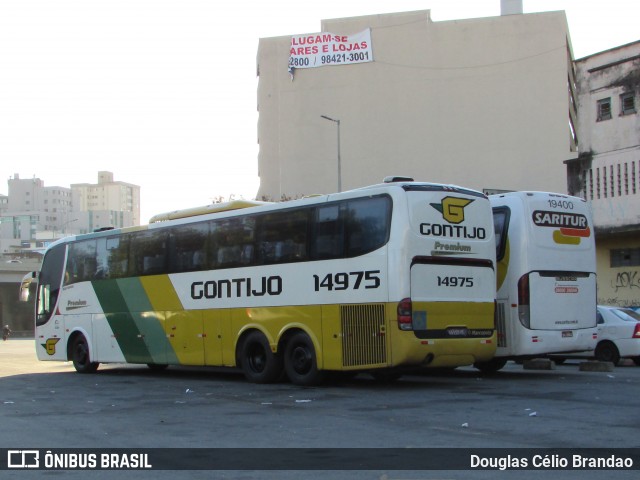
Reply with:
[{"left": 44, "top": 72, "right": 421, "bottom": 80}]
[
  {"left": 93, "top": 279, "right": 151, "bottom": 363},
  {"left": 118, "top": 277, "right": 178, "bottom": 364},
  {"left": 93, "top": 279, "right": 178, "bottom": 365}
]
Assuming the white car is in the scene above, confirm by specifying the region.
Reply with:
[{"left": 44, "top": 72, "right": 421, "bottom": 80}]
[
  {"left": 593, "top": 306, "right": 640, "bottom": 365},
  {"left": 552, "top": 306, "right": 640, "bottom": 366}
]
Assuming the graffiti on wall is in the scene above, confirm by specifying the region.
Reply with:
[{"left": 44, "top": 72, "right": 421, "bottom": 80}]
[
  {"left": 600, "top": 270, "right": 640, "bottom": 307},
  {"left": 611, "top": 271, "right": 640, "bottom": 292}
]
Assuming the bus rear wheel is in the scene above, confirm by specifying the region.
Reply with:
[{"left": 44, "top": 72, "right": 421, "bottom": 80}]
[
  {"left": 284, "top": 332, "right": 325, "bottom": 386},
  {"left": 473, "top": 357, "right": 507, "bottom": 373},
  {"left": 239, "top": 331, "right": 282, "bottom": 383},
  {"left": 71, "top": 334, "right": 99, "bottom": 373}
]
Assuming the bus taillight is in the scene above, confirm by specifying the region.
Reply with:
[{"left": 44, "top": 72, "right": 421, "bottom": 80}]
[
  {"left": 397, "top": 298, "right": 413, "bottom": 331},
  {"left": 517, "top": 273, "right": 531, "bottom": 329}
]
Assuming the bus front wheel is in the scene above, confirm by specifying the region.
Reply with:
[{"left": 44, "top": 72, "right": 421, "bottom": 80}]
[
  {"left": 284, "top": 332, "right": 325, "bottom": 386},
  {"left": 71, "top": 334, "right": 99, "bottom": 374},
  {"left": 239, "top": 331, "right": 283, "bottom": 383}
]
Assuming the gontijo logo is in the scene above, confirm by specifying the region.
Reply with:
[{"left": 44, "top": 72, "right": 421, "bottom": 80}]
[
  {"left": 421, "top": 197, "right": 487, "bottom": 240},
  {"left": 430, "top": 197, "right": 473, "bottom": 224},
  {"left": 532, "top": 210, "right": 591, "bottom": 245},
  {"left": 42, "top": 338, "right": 60, "bottom": 356}
]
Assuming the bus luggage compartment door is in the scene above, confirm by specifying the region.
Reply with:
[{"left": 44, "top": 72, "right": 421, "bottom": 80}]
[
  {"left": 528, "top": 272, "right": 597, "bottom": 330},
  {"left": 410, "top": 260, "right": 495, "bottom": 333}
]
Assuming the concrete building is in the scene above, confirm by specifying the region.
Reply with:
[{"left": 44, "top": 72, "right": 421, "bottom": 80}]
[
  {"left": 256, "top": 9, "right": 578, "bottom": 199},
  {"left": 1, "top": 175, "right": 74, "bottom": 243},
  {"left": 0, "top": 194, "right": 7, "bottom": 214},
  {"left": 0, "top": 171, "right": 139, "bottom": 253},
  {"left": 0, "top": 171, "right": 140, "bottom": 332},
  {"left": 71, "top": 171, "right": 140, "bottom": 231},
  {"left": 568, "top": 41, "right": 640, "bottom": 307}
]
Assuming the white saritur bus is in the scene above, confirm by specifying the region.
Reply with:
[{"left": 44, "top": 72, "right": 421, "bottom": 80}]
[
  {"left": 473, "top": 191, "right": 598, "bottom": 372},
  {"left": 22, "top": 179, "right": 497, "bottom": 385}
]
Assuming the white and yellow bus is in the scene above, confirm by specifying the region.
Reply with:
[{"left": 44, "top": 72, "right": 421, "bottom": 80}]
[
  {"left": 473, "top": 191, "right": 598, "bottom": 372},
  {"left": 23, "top": 179, "right": 497, "bottom": 385}
]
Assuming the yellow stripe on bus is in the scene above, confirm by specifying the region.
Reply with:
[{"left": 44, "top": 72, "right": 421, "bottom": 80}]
[
  {"left": 140, "top": 275, "right": 184, "bottom": 311},
  {"left": 552, "top": 230, "right": 581, "bottom": 245}
]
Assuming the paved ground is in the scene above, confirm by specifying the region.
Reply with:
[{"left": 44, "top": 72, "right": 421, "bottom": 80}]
[{"left": 1, "top": 338, "right": 639, "bottom": 480}]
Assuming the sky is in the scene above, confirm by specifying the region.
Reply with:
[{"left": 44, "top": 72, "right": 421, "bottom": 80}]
[{"left": 1, "top": 1, "right": 638, "bottom": 224}]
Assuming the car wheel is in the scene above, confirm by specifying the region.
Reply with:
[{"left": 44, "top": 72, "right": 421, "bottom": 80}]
[{"left": 595, "top": 341, "right": 620, "bottom": 365}]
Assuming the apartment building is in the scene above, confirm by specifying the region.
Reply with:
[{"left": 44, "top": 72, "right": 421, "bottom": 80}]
[
  {"left": 568, "top": 41, "right": 640, "bottom": 307},
  {"left": 0, "top": 171, "right": 139, "bottom": 255},
  {"left": 256, "top": 9, "right": 578, "bottom": 199},
  {"left": 71, "top": 171, "right": 140, "bottom": 230}
]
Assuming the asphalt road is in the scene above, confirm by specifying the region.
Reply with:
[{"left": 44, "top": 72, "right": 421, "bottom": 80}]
[{"left": 1, "top": 338, "right": 639, "bottom": 480}]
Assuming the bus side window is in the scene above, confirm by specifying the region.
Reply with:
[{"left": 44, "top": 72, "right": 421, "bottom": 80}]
[
  {"left": 168, "top": 222, "right": 210, "bottom": 273},
  {"left": 212, "top": 217, "right": 255, "bottom": 269},
  {"left": 129, "top": 230, "right": 168, "bottom": 276},
  {"left": 67, "top": 239, "right": 97, "bottom": 284},
  {"left": 493, "top": 207, "right": 510, "bottom": 261},
  {"left": 257, "top": 209, "right": 308, "bottom": 265},
  {"left": 311, "top": 205, "right": 344, "bottom": 260},
  {"left": 104, "top": 235, "right": 129, "bottom": 278},
  {"left": 345, "top": 196, "right": 391, "bottom": 257}
]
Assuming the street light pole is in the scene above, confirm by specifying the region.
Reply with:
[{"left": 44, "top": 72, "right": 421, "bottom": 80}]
[
  {"left": 320, "top": 115, "right": 341, "bottom": 192},
  {"left": 53, "top": 218, "right": 78, "bottom": 239}
]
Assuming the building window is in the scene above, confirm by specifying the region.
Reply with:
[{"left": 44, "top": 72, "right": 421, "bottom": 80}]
[
  {"left": 597, "top": 97, "right": 612, "bottom": 121},
  {"left": 610, "top": 165, "right": 615, "bottom": 198},
  {"left": 611, "top": 248, "right": 640, "bottom": 268},
  {"left": 624, "top": 163, "right": 629, "bottom": 196},
  {"left": 621, "top": 92, "right": 636, "bottom": 115}
]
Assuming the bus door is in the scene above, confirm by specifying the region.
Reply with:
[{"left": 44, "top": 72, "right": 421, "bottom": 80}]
[{"left": 35, "top": 243, "right": 68, "bottom": 361}]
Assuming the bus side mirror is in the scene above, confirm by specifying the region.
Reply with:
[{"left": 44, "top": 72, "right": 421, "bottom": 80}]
[{"left": 20, "top": 271, "right": 36, "bottom": 302}]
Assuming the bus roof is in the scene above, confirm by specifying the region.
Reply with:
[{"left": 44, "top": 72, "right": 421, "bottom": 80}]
[
  {"left": 489, "top": 191, "right": 587, "bottom": 203},
  {"left": 148, "top": 200, "right": 271, "bottom": 223},
  {"left": 45, "top": 181, "right": 488, "bottom": 249}
]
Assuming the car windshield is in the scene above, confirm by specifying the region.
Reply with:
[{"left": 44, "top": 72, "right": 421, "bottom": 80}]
[{"left": 611, "top": 308, "right": 640, "bottom": 322}]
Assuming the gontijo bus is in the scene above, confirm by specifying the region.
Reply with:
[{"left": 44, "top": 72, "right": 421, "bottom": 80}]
[
  {"left": 21, "top": 179, "right": 497, "bottom": 385},
  {"left": 472, "top": 191, "right": 597, "bottom": 372}
]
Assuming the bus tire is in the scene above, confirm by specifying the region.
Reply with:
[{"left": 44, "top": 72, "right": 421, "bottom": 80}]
[
  {"left": 371, "top": 370, "right": 403, "bottom": 383},
  {"left": 71, "top": 334, "right": 99, "bottom": 374},
  {"left": 595, "top": 341, "right": 620, "bottom": 365},
  {"left": 473, "top": 358, "right": 507, "bottom": 373},
  {"left": 239, "top": 331, "right": 282, "bottom": 384},
  {"left": 147, "top": 364, "right": 169, "bottom": 371},
  {"left": 284, "top": 332, "right": 325, "bottom": 386}
]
